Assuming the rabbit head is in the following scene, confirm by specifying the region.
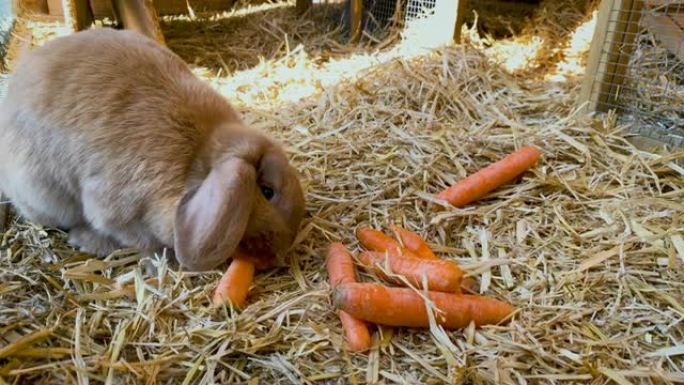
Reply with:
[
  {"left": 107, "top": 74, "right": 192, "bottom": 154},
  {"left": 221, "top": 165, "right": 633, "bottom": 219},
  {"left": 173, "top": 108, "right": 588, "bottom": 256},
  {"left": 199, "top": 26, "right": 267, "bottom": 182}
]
[{"left": 173, "top": 124, "right": 305, "bottom": 271}]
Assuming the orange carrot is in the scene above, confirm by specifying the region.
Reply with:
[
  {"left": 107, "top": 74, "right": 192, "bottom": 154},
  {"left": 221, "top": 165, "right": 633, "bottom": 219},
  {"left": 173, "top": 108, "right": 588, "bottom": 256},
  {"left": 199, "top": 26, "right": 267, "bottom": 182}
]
[
  {"left": 389, "top": 225, "right": 438, "bottom": 260},
  {"left": 356, "top": 227, "right": 402, "bottom": 253},
  {"left": 334, "top": 282, "right": 514, "bottom": 329},
  {"left": 436, "top": 146, "right": 541, "bottom": 208},
  {"left": 213, "top": 251, "right": 255, "bottom": 308},
  {"left": 326, "top": 243, "right": 372, "bottom": 352},
  {"left": 460, "top": 277, "right": 478, "bottom": 294},
  {"left": 357, "top": 251, "right": 463, "bottom": 292},
  {"left": 356, "top": 227, "right": 422, "bottom": 259}
]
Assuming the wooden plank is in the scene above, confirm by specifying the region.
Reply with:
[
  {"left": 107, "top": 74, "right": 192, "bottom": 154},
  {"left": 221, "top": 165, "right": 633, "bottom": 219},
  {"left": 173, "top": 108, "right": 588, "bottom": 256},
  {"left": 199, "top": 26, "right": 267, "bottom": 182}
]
[
  {"left": 46, "top": 0, "right": 62, "bottom": 15},
  {"left": 453, "top": 0, "right": 467, "bottom": 43},
  {"left": 349, "top": 0, "right": 362, "bottom": 42},
  {"left": 50, "top": 0, "right": 231, "bottom": 17},
  {"left": 89, "top": 0, "right": 112, "bottom": 18},
  {"left": 644, "top": 13, "right": 684, "bottom": 61},
  {"left": 579, "top": 0, "right": 617, "bottom": 110},
  {"left": 152, "top": 0, "right": 229, "bottom": 15},
  {"left": 15, "top": 0, "right": 49, "bottom": 14},
  {"left": 112, "top": 0, "right": 165, "bottom": 45},
  {"left": 579, "top": 0, "right": 643, "bottom": 113},
  {"left": 61, "top": 0, "right": 93, "bottom": 31},
  {"left": 0, "top": 193, "right": 8, "bottom": 234}
]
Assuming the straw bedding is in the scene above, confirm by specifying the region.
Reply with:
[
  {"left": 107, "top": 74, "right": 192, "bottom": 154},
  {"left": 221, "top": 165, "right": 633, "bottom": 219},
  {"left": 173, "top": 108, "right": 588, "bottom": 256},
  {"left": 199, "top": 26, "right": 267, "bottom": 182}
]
[{"left": 1, "top": 1, "right": 684, "bottom": 384}]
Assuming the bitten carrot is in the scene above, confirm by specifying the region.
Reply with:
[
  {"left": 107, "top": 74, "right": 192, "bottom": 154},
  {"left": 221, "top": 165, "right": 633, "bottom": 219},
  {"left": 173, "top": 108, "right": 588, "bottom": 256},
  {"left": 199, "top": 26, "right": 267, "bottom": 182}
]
[
  {"left": 213, "top": 251, "right": 255, "bottom": 308},
  {"left": 334, "top": 282, "right": 514, "bottom": 329},
  {"left": 357, "top": 251, "right": 463, "bottom": 293},
  {"left": 389, "top": 225, "right": 438, "bottom": 260},
  {"left": 326, "top": 243, "right": 372, "bottom": 352},
  {"left": 356, "top": 227, "right": 421, "bottom": 259},
  {"left": 436, "top": 146, "right": 542, "bottom": 208},
  {"left": 460, "top": 277, "right": 478, "bottom": 293},
  {"left": 356, "top": 227, "right": 402, "bottom": 253}
]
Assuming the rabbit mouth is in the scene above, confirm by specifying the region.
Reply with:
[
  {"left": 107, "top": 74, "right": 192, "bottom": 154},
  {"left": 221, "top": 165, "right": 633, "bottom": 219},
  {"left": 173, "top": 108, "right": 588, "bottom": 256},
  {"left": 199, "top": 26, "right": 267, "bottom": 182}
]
[{"left": 240, "top": 234, "right": 278, "bottom": 260}]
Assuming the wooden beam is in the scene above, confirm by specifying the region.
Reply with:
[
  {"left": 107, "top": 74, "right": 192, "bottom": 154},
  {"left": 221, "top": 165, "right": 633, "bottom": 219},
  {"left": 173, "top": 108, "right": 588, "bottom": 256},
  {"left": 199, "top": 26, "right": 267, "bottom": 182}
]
[
  {"left": 349, "top": 0, "right": 363, "bottom": 42},
  {"left": 112, "top": 0, "right": 165, "bottom": 45},
  {"left": 453, "top": 0, "right": 467, "bottom": 43},
  {"left": 579, "top": 0, "right": 643, "bottom": 113},
  {"left": 61, "top": 0, "right": 93, "bottom": 31},
  {"left": 0, "top": 193, "right": 8, "bottom": 234},
  {"left": 14, "top": 0, "right": 49, "bottom": 14}
]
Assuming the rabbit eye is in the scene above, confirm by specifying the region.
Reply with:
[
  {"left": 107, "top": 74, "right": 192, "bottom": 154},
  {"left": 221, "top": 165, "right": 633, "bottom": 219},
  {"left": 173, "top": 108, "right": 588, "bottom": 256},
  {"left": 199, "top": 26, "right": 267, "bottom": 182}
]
[{"left": 260, "top": 186, "right": 275, "bottom": 200}]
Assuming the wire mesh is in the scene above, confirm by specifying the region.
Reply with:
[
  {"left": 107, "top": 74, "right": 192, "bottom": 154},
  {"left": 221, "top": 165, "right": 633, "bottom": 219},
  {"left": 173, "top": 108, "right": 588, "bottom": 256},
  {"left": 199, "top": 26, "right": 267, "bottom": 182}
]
[
  {"left": 340, "top": 0, "right": 402, "bottom": 39},
  {"left": 586, "top": 0, "right": 684, "bottom": 147},
  {"left": 405, "top": 0, "right": 437, "bottom": 21}
]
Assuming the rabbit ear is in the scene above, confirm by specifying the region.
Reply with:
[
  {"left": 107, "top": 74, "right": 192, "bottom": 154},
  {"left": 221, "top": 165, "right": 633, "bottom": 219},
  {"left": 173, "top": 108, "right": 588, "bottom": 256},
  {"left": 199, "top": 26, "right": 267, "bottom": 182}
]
[{"left": 173, "top": 157, "right": 255, "bottom": 271}]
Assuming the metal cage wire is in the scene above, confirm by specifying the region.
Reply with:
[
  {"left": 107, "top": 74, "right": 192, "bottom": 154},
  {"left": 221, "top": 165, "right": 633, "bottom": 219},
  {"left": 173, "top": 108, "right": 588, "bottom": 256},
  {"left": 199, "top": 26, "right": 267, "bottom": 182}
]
[
  {"left": 350, "top": 0, "right": 445, "bottom": 37},
  {"left": 585, "top": 0, "right": 684, "bottom": 147}
]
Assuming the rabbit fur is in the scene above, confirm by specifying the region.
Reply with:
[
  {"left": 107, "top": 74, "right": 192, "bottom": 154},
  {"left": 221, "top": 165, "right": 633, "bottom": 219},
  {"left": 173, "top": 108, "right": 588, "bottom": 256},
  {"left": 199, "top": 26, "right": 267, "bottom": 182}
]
[{"left": 0, "top": 28, "right": 305, "bottom": 271}]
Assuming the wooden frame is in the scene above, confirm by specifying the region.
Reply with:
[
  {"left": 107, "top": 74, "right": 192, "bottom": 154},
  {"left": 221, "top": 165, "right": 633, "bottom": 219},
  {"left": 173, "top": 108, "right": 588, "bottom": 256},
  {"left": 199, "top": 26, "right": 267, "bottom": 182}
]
[
  {"left": 61, "top": 0, "right": 93, "bottom": 32},
  {"left": 349, "top": 0, "right": 362, "bottom": 42},
  {"left": 0, "top": 193, "right": 7, "bottom": 233},
  {"left": 453, "top": 0, "right": 467, "bottom": 43},
  {"left": 112, "top": 0, "right": 165, "bottom": 44},
  {"left": 579, "top": 0, "right": 644, "bottom": 113}
]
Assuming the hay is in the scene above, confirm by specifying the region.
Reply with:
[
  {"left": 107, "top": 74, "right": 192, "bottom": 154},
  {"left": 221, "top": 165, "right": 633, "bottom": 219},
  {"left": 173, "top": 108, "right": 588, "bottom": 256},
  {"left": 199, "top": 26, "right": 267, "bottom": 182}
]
[{"left": 2, "top": 1, "right": 684, "bottom": 384}]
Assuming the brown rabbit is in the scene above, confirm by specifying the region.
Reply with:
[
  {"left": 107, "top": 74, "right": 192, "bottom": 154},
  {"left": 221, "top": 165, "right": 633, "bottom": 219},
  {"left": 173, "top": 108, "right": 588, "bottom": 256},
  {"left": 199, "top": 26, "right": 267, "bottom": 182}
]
[{"left": 0, "top": 28, "right": 305, "bottom": 271}]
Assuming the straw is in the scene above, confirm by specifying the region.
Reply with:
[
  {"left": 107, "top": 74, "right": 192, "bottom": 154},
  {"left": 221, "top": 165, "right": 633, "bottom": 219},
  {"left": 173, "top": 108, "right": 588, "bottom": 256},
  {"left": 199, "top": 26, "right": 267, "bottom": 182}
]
[{"left": 1, "top": 0, "right": 683, "bottom": 383}]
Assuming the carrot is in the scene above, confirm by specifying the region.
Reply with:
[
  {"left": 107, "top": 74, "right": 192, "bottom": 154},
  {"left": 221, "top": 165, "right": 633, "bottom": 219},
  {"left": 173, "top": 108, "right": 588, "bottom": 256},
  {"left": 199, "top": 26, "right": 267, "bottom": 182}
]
[
  {"left": 460, "top": 277, "right": 478, "bottom": 294},
  {"left": 355, "top": 227, "right": 422, "bottom": 259},
  {"left": 356, "top": 227, "right": 402, "bottom": 253},
  {"left": 357, "top": 251, "right": 463, "bottom": 293},
  {"left": 326, "top": 242, "right": 372, "bottom": 352},
  {"left": 436, "top": 146, "right": 542, "bottom": 208},
  {"left": 389, "top": 225, "right": 438, "bottom": 260},
  {"left": 334, "top": 282, "right": 514, "bottom": 329},
  {"left": 212, "top": 251, "right": 255, "bottom": 308}
]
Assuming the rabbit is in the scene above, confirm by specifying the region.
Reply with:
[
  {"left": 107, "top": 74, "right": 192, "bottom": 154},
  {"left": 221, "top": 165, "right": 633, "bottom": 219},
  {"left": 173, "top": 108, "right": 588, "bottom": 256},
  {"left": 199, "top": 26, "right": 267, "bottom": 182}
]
[{"left": 0, "top": 27, "right": 305, "bottom": 271}]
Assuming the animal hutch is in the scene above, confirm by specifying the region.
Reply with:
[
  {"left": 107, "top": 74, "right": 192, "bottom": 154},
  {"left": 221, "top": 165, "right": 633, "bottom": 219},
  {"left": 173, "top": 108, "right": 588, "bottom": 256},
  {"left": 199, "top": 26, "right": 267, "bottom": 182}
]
[
  {"left": 297, "top": 0, "right": 467, "bottom": 44},
  {"left": 580, "top": 0, "right": 684, "bottom": 148}
]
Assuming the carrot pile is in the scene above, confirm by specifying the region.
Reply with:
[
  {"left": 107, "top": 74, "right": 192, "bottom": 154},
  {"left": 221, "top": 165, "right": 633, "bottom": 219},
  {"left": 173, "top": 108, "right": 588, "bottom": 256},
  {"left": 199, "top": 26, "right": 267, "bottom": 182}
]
[
  {"left": 210, "top": 146, "right": 540, "bottom": 351},
  {"left": 327, "top": 146, "right": 541, "bottom": 352}
]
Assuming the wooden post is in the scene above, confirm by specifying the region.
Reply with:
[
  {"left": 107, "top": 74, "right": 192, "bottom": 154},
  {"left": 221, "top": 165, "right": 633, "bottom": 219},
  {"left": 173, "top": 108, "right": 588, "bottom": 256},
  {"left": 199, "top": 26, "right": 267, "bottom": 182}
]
[
  {"left": 14, "top": 0, "right": 49, "bottom": 14},
  {"left": 61, "top": 0, "right": 93, "bottom": 32},
  {"left": 0, "top": 193, "right": 8, "bottom": 234},
  {"left": 112, "top": 0, "right": 165, "bottom": 45},
  {"left": 349, "top": 0, "right": 363, "bottom": 42},
  {"left": 453, "top": 0, "right": 467, "bottom": 43},
  {"left": 579, "top": 0, "right": 643, "bottom": 113}
]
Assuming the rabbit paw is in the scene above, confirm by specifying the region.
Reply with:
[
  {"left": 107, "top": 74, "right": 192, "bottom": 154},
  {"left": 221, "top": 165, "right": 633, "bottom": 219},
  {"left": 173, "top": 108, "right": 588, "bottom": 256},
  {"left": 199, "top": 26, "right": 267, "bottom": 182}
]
[{"left": 68, "top": 227, "right": 121, "bottom": 256}]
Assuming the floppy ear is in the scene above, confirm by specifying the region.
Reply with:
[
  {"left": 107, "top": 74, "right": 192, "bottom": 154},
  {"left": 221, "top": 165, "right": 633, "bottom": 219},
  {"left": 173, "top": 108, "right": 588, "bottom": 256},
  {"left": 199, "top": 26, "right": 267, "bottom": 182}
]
[{"left": 174, "top": 157, "right": 255, "bottom": 271}]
